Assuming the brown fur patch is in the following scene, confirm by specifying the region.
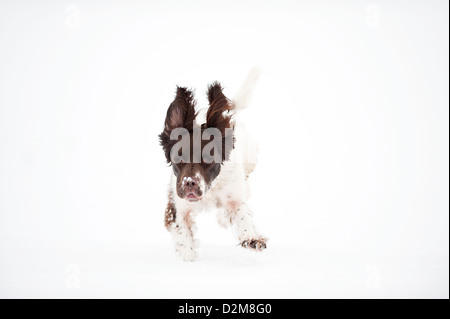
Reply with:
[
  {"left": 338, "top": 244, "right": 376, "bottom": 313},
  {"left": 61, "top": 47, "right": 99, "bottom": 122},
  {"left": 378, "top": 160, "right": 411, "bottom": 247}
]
[
  {"left": 206, "top": 82, "right": 233, "bottom": 134},
  {"left": 159, "top": 87, "right": 198, "bottom": 163},
  {"left": 164, "top": 190, "right": 176, "bottom": 229},
  {"left": 240, "top": 237, "right": 267, "bottom": 251},
  {"left": 204, "top": 82, "right": 235, "bottom": 162}
]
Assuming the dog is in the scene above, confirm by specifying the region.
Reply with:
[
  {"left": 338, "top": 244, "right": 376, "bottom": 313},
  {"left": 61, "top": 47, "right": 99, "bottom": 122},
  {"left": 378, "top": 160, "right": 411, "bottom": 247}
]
[{"left": 159, "top": 69, "right": 266, "bottom": 261}]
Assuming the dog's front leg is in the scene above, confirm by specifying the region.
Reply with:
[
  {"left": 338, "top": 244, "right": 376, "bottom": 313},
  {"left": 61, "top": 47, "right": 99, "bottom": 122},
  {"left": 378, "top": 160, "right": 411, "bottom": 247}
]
[
  {"left": 226, "top": 201, "right": 267, "bottom": 251},
  {"left": 164, "top": 198, "right": 197, "bottom": 261}
]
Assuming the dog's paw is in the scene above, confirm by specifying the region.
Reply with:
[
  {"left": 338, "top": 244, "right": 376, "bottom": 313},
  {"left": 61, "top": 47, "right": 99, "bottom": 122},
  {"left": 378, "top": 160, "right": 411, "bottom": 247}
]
[
  {"left": 176, "top": 246, "right": 198, "bottom": 262},
  {"left": 240, "top": 238, "right": 267, "bottom": 251}
]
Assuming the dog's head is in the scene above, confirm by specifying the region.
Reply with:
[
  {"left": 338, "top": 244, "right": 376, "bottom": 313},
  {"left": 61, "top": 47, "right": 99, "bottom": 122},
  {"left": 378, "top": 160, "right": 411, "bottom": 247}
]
[{"left": 159, "top": 83, "right": 234, "bottom": 202}]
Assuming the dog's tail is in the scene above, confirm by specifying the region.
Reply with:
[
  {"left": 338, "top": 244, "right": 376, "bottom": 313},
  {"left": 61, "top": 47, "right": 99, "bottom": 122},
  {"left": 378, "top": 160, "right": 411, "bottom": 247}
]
[
  {"left": 227, "top": 68, "right": 260, "bottom": 177},
  {"left": 232, "top": 67, "right": 261, "bottom": 112}
]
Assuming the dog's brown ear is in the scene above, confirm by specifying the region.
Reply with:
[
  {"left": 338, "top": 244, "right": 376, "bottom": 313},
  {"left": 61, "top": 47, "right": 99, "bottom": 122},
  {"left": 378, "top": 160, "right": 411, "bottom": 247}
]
[
  {"left": 159, "top": 87, "right": 197, "bottom": 163},
  {"left": 164, "top": 87, "right": 197, "bottom": 132},
  {"left": 206, "top": 82, "right": 233, "bottom": 134},
  {"left": 205, "top": 82, "right": 234, "bottom": 162}
]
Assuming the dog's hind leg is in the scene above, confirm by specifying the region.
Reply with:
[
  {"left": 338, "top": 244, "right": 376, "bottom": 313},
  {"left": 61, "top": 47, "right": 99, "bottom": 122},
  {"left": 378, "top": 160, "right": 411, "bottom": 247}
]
[{"left": 216, "top": 207, "right": 232, "bottom": 228}]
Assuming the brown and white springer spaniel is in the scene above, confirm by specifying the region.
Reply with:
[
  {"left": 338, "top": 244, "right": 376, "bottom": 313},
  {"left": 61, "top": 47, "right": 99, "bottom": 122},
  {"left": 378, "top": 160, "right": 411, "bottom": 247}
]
[{"left": 159, "top": 69, "right": 266, "bottom": 261}]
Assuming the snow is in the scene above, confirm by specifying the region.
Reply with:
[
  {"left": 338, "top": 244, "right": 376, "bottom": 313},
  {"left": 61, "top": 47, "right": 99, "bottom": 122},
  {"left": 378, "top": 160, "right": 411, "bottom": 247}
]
[
  {"left": 0, "top": 237, "right": 447, "bottom": 298},
  {"left": 0, "top": 0, "right": 448, "bottom": 298}
]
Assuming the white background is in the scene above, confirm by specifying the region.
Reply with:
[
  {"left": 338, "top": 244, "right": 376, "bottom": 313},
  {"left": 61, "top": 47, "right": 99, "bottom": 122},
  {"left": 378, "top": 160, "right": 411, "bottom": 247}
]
[{"left": 0, "top": 0, "right": 448, "bottom": 298}]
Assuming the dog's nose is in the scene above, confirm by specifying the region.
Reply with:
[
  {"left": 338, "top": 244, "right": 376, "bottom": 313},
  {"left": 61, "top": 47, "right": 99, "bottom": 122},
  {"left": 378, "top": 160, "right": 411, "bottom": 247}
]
[
  {"left": 183, "top": 177, "right": 197, "bottom": 189},
  {"left": 186, "top": 179, "right": 196, "bottom": 188}
]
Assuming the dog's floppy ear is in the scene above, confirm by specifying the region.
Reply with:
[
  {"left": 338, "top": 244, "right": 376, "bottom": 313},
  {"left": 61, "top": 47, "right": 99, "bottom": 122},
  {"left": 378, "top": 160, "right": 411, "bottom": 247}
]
[
  {"left": 206, "top": 82, "right": 233, "bottom": 133},
  {"left": 159, "top": 87, "right": 197, "bottom": 163},
  {"left": 205, "top": 82, "right": 234, "bottom": 162},
  {"left": 163, "top": 86, "right": 197, "bottom": 132}
]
